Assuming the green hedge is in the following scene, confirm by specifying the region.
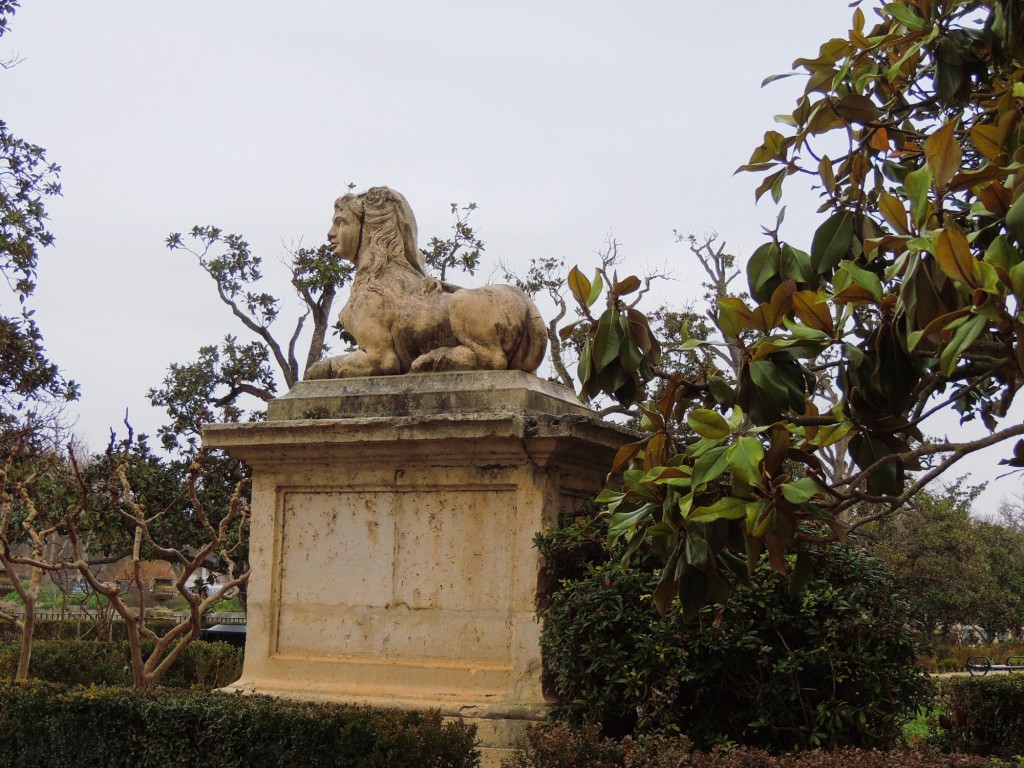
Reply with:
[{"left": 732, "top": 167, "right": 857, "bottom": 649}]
[
  {"left": 0, "top": 639, "right": 242, "bottom": 690},
  {"left": 930, "top": 676, "right": 1024, "bottom": 757},
  {"left": 508, "top": 723, "right": 1004, "bottom": 768},
  {"left": 0, "top": 618, "right": 179, "bottom": 642},
  {"left": 0, "top": 681, "right": 478, "bottom": 768},
  {"left": 540, "top": 541, "right": 928, "bottom": 751}
]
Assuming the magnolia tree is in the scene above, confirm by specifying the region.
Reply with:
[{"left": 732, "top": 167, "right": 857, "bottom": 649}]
[
  {"left": 0, "top": 1, "right": 81, "bottom": 676},
  {"left": 570, "top": 0, "right": 1024, "bottom": 616},
  {"left": 0, "top": 427, "right": 250, "bottom": 687},
  {"left": 74, "top": 439, "right": 250, "bottom": 690},
  {"left": 0, "top": 425, "right": 74, "bottom": 679}
]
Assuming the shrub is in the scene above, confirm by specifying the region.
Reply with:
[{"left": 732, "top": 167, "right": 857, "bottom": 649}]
[
  {"left": 506, "top": 722, "right": 1001, "bottom": 768},
  {"left": 540, "top": 535, "right": 928, "bottom": 752},
  {"left": 0, "top": 641, "right": 126, "bottom": 686},
  {"left": 0, "top": 639, "right": 242, "bottom": 690},
  {"left": 929, "top": 676, "right": 1024, "bottom": 758},
  {"left": 0, "top": 681, "right": 478, "bottom": 768},
  {"left": 0, "top": 617, "right": 179, "bottom": 642},
  {"left": 151, "top": 639, "right": 243, "bottom": 690}
]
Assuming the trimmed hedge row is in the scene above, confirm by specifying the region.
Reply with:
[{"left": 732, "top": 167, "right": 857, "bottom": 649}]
[
  {"left": 0, "top": 681, "right": 478, "bottom": 768},
  {"left": 507, "top": 723, "right": 1005, "bottom": 768},
  {"left": 0, "top": 639, "right": 243, "bottom": 690},
  {"left": 930, "top": 676, "right": 1024, "bottom": 758},
  {"left": 0, "top": 617, "right": 179, "bottom": 642}
]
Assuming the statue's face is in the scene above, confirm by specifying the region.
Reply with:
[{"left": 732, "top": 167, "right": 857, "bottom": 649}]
[{"left": 328, "top": 202, "right": 361, "bottom": 262}]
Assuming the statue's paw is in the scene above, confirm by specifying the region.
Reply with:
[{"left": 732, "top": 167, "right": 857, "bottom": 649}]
[
  {"left": 410, "top": 346, "right": 482, "bottom": 373},
  {"left": 305, "top": 360, "right": 331, "bottom": 380}
]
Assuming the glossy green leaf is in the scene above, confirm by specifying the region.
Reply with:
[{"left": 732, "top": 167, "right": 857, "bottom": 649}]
[
  {"left": 781, "top": 244, "right": 815, "bottom": 284},
  {"left": 884, "top": 2, "right": 927, "bottom": 30},
  {"left": 810, "top": 212, "right": 854, "bottom": 275},
  {"left": 780, "top": 477, "right": 822, "bottom": 504},
  {"left": 607, "top": 503, "right": 657, "bottom": 547},
  {"left": 1007, "top": 192, "right": 1024, "bottom": 245},
  {"left": 728, "top": 436, "right": 765, "bottom": 489},
  {"left": 904, "top": 165, "right": 933, "bottom": 229},
  {"left": 1010, "top": 261, "right": 1024, "bottom": 298},
  {"left": 985, "top": 235, "right": 1019, "bottom": 270},
  {"left": 939, "top": 313, "right": 986, "bottom": 376},
  {"left": 748, "top": 360, "right": 792, "bottom": 411},
  {"left": 685, "top": 534, "right": 709, "bottom": 569},
  {"left": 594, "top": 489, "right": 626, "bottom": 505},
  {"left": 836, "top": 260, "right": 883, "bottom": 301},
  {"left": 850, "top": 433, "right": 903, "bottom": 496},
  {"left": 592, "top": 310, "right": 625, "bottom": 372},
  {"left": 692, "top": 446, "right": 729, "bottom": 491},
  {"left": 761, "top": 72, "right": 799, "bottom": 87},
  {"left": 587, "top": 270, "right": 604, "bottom": 307},
  {"left": 814, "top": 419, "right": 854, "bottom": 448},
  {"left": 688, "top": 408, "right": 731, "bottom": 439},
  {"left": 707, "top": 376, "right": 735, "bottom": 408},
  {"left": 747, "top": 242, "right": 782, "bottom": 303}
]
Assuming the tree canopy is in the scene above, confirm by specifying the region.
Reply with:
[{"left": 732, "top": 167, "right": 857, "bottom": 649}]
[
  {"left": 570, "top": 0, "right": 1024, "bottom": 615},
  {"left": 0, "top": 0, "right": 77, "bottom": 426}
]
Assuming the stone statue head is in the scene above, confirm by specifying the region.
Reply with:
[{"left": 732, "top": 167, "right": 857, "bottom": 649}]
[{"left": 329, "top": 186, "right": 425, "bottom": 279}]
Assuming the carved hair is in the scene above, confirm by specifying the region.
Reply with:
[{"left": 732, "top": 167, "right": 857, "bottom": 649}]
[{"left": 343, "top": 187, "right": 426, "bottom": 289}]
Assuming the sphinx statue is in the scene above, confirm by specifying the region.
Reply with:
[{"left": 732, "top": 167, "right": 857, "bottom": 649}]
[{"left": 304, "top": 187, "right": 548, "bottom": 379}]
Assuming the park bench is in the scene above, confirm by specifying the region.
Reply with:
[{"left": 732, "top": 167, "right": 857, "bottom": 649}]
[{"left": 965, "top": 655, "right": 1024, "bottom": 676}]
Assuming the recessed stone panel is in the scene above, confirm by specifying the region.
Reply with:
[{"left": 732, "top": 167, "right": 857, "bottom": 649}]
[
  {"left": 278, "top": 490, "right": 396, "bottom": 608},
  {"left": 274, "top": 487, "right": 515, "bottom": 662}
]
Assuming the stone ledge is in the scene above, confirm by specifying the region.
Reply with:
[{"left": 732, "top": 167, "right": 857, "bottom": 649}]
[
  {"left": 203, "top": 412, "right": 636, "bottom": 473},
  {"left": 223, "top": 678, "right": 548, "bottom": 720},
  {"left": 267, "top": 370, "right": 591, "bottom": 420}
]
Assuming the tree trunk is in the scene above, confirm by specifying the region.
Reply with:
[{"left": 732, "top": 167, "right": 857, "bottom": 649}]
[
  {"left": 13, "top": 564, "right": 46, "bottom": 681},
  {"left": 15, "top": 597, "right": 35, "bottom": 680}
]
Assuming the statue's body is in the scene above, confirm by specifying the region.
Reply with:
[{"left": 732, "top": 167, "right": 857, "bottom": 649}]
[{"left": 305, "top": 187, "right": 548, "bottom": 380}]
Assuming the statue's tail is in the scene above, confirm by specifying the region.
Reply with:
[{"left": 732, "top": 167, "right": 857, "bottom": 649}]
[{"left": 511, "top": 298, "right": 549, "bottom": 374}]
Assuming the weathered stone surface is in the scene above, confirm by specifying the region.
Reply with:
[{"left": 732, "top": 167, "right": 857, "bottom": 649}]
[
  {"left": 269, "top": 370, "right": 591, "bottom": 420},
  {"left": 304, "top": 186, "right": 547, "bottom": 379},
  {"left": 204, "top": 372, "right": 633, "bottom": 766}
]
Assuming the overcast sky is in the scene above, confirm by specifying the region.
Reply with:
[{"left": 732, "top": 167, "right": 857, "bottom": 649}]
[{"left": 3, "top": 2, "right": 1020, "bottom": 513}]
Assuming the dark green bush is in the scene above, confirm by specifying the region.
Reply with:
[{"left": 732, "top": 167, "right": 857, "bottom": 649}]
[
  {"left": 0, "top": 617, "right": 178, "bottom": 642},
  {"left": 0, "top": 681, "right": 478, "bottom": 768},
  {"left": 507, "top": 722, "right": 1002, "bottom": 768},
  {"left": 0, "top": 639, "right": 242, "bottom": 690},
  {"left": 150, "top": 639, "right": 243, "bottom": 690},
  {"left": 929, "top": 676, "right": 1024, "bottom": 757},
  {"left": 540, "top": 536, "right": 928, "bottom": 752},
  {"left": 0, "top": 641, "right": 126, "bottom": 686}
]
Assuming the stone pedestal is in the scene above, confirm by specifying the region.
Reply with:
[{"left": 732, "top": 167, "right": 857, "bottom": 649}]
[{"left": 203, "top": 371, "right": 631, "bottom": 763}]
